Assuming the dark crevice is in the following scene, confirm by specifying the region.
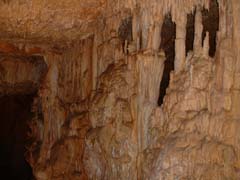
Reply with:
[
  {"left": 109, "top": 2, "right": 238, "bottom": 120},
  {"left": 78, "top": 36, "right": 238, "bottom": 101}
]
[
  {"left": 0, "top": 93, "right": 36, "bottom": 180},
  {"left": 186, "top": 11, "right": 196, "bottom": 56},
  {"left": 158, "top": 14, "right": 176, "bottom": 106},
  {"left": 202, "top": 0, "right": 219, "bottom": 57}
]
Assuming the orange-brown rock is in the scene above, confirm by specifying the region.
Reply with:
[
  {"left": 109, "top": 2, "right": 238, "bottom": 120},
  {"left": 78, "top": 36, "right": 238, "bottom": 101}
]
[{"left": 1, "top": 0, "right": 240, "bottom": 179}]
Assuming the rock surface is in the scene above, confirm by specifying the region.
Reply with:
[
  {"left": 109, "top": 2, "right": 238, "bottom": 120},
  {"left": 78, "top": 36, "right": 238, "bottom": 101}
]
[
  {"left": 0, "top": 56, "right": 47, "bottom": 94},
  {"left": 1, "top": 0, "right": 240, "bottom": 179}
]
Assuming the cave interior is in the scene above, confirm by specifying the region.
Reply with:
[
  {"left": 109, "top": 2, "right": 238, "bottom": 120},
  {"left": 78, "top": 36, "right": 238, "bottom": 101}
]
[{"left": 0, "top": 0, "right": 227, "bottom": 179}]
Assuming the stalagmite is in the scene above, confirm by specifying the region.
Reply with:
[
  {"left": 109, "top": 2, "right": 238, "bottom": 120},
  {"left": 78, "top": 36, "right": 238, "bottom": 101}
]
[
  {"left": 194, "top": 6, "right": 203, "bottom": 54},
  {"left": 174, "top": 12, "right": 187, "bottom": 73},
  {"left": 152, "top": 22, "right": 162, "bottom": 52},
  {"left": 203, "top": 32, "right": 210, "bottom": 57}
]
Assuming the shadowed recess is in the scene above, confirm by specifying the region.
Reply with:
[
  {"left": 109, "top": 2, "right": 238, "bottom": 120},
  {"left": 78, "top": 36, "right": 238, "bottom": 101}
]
[
  {"left": 158, "top": 14, "right": 176, "bottom": 106},
  {"left": 202, "top": 0, "right": 219, "bottom": 57},
  {"left": 186, "top": 11, "right": 195, "bottom": 55},
  {"left": 0, "top": 94, "right": 36, "bottom": 180}
]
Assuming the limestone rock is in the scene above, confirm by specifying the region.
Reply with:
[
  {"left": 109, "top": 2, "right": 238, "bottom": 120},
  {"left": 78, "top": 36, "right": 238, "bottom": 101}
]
[{"left": 1, "top": 0, "right": 240, "bottom": 180}]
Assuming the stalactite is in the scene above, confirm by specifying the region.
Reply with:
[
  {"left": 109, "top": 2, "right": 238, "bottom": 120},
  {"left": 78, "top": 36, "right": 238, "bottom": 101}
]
[
  {"left": 36, "top": 53, "right": 62, "bottom": 176},
  {"left": 57, "top": 37, "right": 94, "bottom": 103},
  {"left": 218, "top": 0, "right": 233, "bottom": 40}
]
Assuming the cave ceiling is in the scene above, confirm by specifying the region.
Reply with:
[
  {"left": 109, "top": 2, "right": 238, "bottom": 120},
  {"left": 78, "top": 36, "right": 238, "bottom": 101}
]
[{"left": 0, "top": 0, "right": 105, "bottom": 49}]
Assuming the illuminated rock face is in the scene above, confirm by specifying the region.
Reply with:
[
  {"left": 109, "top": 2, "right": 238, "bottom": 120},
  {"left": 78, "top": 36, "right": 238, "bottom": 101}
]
[{"left": 0, "top": 0, "right": 240, "bottom": 179}]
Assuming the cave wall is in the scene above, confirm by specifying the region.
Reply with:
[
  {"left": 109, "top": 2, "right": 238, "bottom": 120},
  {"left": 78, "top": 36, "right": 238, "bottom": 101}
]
[
  {"left": 0, "top": 56, "right": 47, "bottom": 94},
  {"left": 1, "top": 0, "right": 240, "bottom": 179}
]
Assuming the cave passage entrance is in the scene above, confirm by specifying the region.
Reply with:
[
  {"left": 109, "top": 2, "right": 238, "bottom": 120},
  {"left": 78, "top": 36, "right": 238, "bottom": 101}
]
[
  {"left": 0, "top": 93, "right": 36, "bottom": 180},
  {"left": 0, "top": 55, "right": 47, "bottom": 180}
]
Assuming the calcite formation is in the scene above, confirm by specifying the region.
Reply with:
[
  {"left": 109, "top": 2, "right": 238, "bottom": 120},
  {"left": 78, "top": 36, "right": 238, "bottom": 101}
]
[{"left": 0, "top": 0, "right": 240, "bottom": 179}]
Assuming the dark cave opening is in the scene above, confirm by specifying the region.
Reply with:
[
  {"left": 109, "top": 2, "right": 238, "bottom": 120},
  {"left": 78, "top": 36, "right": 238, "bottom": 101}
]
[
  {"left": 202, "top": 0, "right": 219, "bottom": 57},
  {"left": 0, "top": 55, "right": 47, "bottom": 180},
  {"left": 0, "top": 93, "right": 36, "bottom": 180},
  {"left": 186, "top": 11, "right": 195, "bottom": 56},
  {"left": 158, "top": 14, "right": 176, "bottom": 106}
]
